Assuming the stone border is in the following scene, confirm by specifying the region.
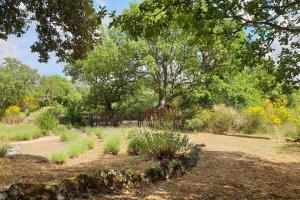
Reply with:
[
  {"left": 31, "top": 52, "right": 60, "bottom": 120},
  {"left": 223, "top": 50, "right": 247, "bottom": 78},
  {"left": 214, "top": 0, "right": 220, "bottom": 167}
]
[{"left": 0, "top": 145, "right": 201, "bottom": 200}]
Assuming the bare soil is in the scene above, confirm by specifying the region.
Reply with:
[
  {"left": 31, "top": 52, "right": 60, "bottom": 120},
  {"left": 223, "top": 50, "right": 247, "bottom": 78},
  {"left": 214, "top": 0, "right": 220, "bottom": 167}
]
[{"left": 1, "top": 132, "right": 299, "bottom": 199}]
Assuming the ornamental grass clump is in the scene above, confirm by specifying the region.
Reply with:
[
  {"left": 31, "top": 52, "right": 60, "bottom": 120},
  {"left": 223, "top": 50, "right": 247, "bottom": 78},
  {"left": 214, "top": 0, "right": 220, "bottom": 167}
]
[
  {"left": 209, "top": 104, "right": 235, "bottom": 134},
  {"left": 85, "top": 127, "right": 105, "bottom": 139},
  {"left": 103, "top": 134, "right": 122, "bottom": 155},
  {"left": 60, "top": 130, "right": 80, "bottom": 142},
  {"left": 128, "top": 129, "right": 190, "bottom": 160},
  {"left": 0, "top": 124, "right": 43, "bottom": 142},
  {"left": 51, "top": 151, "right": 69, "bottom": 164}
]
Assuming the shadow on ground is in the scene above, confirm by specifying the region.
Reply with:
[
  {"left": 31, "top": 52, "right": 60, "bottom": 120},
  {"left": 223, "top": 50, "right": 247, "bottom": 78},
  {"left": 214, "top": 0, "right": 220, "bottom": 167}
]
[
  {"left": 1, "top": 149, "right": 300, "bottom": 200},
  {"left": 91, "top": 151, "right": 300, "bottom": 200}
]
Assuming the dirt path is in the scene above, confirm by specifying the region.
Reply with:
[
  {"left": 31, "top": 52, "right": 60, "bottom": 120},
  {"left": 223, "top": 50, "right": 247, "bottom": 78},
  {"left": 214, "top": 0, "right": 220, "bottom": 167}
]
[{"left": 189, "top": 132, "right": 300, "bottom": 163}]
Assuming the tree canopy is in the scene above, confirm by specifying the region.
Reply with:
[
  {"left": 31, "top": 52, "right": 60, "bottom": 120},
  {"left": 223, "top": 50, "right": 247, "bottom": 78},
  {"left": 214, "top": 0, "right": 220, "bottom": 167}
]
[{"left": 0, "top": 0, "right": 107, "bottom": 63}]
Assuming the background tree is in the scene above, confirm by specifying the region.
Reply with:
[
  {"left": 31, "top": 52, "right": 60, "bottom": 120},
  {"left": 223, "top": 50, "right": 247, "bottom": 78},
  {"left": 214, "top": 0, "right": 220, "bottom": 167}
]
[
  {"left": 65, "top": 28, "right": 142, "bottom": 114},
  {"left": 0, "top": 58, "right": 40, "bottom": 111},
  {"left": 37, "top": 75, "right": 81, "bottom": 107},
  {"left": 114, "top": 0, "right": 300, "bottom": 89}
]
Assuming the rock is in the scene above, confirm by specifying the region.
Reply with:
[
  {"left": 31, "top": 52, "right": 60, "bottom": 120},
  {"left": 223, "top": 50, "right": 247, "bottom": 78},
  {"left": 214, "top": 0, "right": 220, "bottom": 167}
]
[{"left": 6, "top": 144, "right": 22, "bottom": 156}]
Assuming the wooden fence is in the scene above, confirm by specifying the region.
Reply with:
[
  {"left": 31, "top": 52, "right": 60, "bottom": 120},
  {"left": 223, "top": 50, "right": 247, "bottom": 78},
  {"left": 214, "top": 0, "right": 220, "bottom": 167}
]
[{"left": 138, "top": 106, "right": 185, "bottom": 130}]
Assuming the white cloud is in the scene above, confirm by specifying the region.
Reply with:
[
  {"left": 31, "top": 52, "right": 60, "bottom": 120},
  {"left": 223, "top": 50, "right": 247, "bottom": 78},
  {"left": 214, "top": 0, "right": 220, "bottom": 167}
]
[{"left": 0, "top": 40, "right": 20, "bottom": 61}]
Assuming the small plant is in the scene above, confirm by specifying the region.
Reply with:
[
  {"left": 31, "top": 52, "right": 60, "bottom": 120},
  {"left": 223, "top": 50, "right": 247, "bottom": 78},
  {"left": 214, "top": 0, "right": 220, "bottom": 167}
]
[
  {"left": 85, "top": 127, "right": 104, "bottom": 139},
  {"left": 51, "top": 151, "right": 69, "bottom": 164},
  {"left": 60, "top": 131, "right": 79, "bottom": 142},
  {"left": 37, "top": 110, "right": 59, "bottom": 133},
  {"left": 127, "top": 134, "right": 146, "bottom": 156},
  {"left": 145, "top": 164, "right": 165, "bottom": 182},
  {"left": 85, "top": 137, "right": 96, "bottom": 149},
  {"left": 103, "top": 134, "right": 122, "bottom": 155},
  {"left": 0, "top": 144, "right": 10, "bottom": 158},
  {"left": 186, "top": 109, "right": 211, "bottom": 131}
]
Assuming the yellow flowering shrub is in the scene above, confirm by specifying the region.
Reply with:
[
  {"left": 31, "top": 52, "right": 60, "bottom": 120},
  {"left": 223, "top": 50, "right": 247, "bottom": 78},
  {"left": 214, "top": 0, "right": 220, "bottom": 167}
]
[
  {"left": 2, "top": 105, "right": 25, "bottom": 124},
  {"left": 246, "top": 97, "right": 295, "bottom": 126},
  {"left": 5, "top": 105, "right": 21, "bottom": 116}
]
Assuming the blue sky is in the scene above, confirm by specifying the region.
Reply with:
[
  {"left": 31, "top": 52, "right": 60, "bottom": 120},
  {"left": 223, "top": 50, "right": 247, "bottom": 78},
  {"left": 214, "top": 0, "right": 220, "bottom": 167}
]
[{"left": 0, "top": 0, "right": 139, "bottom": 76}]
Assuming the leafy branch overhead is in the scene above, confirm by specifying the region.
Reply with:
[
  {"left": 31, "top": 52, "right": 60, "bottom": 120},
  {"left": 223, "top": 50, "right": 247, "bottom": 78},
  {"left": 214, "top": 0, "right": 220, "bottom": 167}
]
[{"left": 0, "top": 0, "right": 108, "bottom": 63}]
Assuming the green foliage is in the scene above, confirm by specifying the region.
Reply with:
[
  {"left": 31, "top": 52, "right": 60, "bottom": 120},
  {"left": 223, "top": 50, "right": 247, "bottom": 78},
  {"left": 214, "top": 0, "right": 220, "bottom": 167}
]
[
  {"left": 0, "top": 144, "right": 10, "bottom": 158},
  {"left": 0, "top": 58, "right": 40, "bottom": 111},
  {"left": 209, "top": 72, "right": 262, "bottom": 108},
  {"left": 52, "top": 130, "right": 96, "bottom": 163},
  {"left": 66, "top": 136, "right": 96, "bottom": 158},
  {"left": 37, "top": 111, "right": 59, "bottom": 133},
  {"left": 128, "top": 129, "right": 190, "bottom": 160},
  {"left": 50, "top": 152, "right": 69, "bottom": 164},
  {"left": 186, "top": 109, "right": 211, "bottom": 131},
  {"left": 66, "top": 28, "right": 141, "bottom": 113},
  {"left": 0, "top": 124, "right": 42, "bottom": 142},
  {"left": 24, "top": 107, "right": 53, "bottom": 123},
  {"left": 103, "top": 134, "right": 122, "bottom": 155},
  {"left": 85, "top": 127, "right": 104, "bottom": 139},
  {"left": 118, "top": 87, "right": 158, "bottom": 119},
  {"left": 127, "top": 133, "right": 147, "bottom": 156},
  {"left": 1, "top": 1, "right": 106, "bottom": 63},
  {"left": 37, "top": 75, "right": 81, "bottom": 107},
  {"left": 209, "top": 105, "right": 235, "bottom": 134},
  {"left": 145, "top": 164, "right": 165, "bottom": 182},
  {"left": 60, "top": 131, "right": 80, "bottom": 142}
]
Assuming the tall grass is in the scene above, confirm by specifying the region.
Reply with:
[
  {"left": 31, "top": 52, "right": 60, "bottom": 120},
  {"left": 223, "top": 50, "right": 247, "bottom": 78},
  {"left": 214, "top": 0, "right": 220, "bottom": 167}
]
[
  {"left": 0, "top": 144, "right": 10, "bottom": 158},
  {"left": 51, "top": 151, "right": 69, "bottom": 164},
  {"left": 103, "top": 134, "right": 122, "bottom": 155},
  {"left": 60, "top": 130, "right": 80, "bottom": 141},
  {"left": 85, "top": 127, "right": 105, "bottom": 139},
  {"left": 0, "top": 124, "right": 43, "bottom": 142},
  {"left": 50, "top": 130, "right": 96, "bottom": 163}
]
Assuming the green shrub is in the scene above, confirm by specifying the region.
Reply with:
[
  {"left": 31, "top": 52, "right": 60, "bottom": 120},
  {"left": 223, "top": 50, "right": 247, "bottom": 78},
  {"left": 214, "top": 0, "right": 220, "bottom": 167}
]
[
  {"left": 23, "top": 107, "right": 52, "bottom": 123},
  {"left": 0, "top": 124, "right": 42, "bottom": 142},
  {"left": 186, "top": 109, "right": 211, "bottom": 131},
  {"left": 37, "top": 111, "right": 59, "bottom": 133},
  {"left": 128, "top": 129, "right": 190, "bottom": 160},
  {"left": 0, "top": 144, "right": 10, "bottom": 158},
  {"left": 145, "top": 164, "right": 165, "bottom": 182},
  {"left": 209, "top": 104, "right": 235, "bottom": 134},
  {"left": 51, "top": 151, "right": 69, "bottom": 164},
  {"left": 127, "top": 134, "right": 147, "bottom": 156},
  {"left": 103, "top": 134, "right": 122, "bottom": 155}
]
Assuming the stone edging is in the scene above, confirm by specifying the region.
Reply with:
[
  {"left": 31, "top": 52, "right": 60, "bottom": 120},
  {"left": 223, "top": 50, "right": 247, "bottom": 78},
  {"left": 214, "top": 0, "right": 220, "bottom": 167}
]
[{"left": 0, "top": 145, "right": 201, "bottom": 200}]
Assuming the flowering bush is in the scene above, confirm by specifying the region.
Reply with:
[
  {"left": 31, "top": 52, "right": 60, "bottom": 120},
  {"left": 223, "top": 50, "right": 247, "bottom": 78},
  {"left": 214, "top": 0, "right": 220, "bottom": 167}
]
[
  {"left": 18, "top": 96, "right": 39, "bottom": 114},
  {"left": 246, "top": 97, "right": 294, "bottom": 126},
  {"left": 2, "top": 105, "right": 25, "bottom": 124},
  {"left": 5, "top": 105, "right": 21, "bottom": 116}
]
